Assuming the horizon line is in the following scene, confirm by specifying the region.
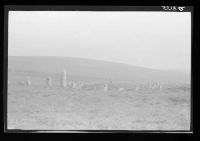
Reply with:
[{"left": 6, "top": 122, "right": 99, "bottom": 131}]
[{"left": 8, "top": 55, "right": 190, "bottom": 73}]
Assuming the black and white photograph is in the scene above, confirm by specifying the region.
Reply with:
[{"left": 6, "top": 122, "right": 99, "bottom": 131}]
[{"left": 6, "top": 6, "right": 192, "bottom": 132}]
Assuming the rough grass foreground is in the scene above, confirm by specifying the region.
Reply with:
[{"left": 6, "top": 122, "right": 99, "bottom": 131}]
[{"left": 7, "top": 85, "right": 190, "bottom": 131}]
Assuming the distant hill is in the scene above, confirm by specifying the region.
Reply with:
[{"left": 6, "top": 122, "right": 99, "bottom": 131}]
[{"left": 8, "top": 56, "right": 190, "bottom": 84}]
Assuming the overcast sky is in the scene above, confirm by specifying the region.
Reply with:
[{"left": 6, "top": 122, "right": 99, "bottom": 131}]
[{"left": 8, "top": 11, "right": 191, "bottom": 72}]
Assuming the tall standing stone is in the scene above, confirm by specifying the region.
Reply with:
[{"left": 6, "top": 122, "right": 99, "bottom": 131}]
[{"left": 60, "top": 69, "right": 67, "bottom": 88}]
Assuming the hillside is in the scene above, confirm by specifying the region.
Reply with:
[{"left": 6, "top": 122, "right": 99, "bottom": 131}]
[{"left": 8, "top": 56, "right": 190, "bottom": 84}]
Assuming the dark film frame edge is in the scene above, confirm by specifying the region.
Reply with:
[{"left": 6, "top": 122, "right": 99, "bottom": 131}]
[{"left": 3, "top": 5, "right": 194, "bottom": 133}]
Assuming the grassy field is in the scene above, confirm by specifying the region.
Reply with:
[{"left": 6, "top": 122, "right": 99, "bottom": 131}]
[
  {"left": 7, "top": 73, "right": 190, "bottom": 130},
  {"left": 7, "top": 56, "right": 191, "bottom": 131}
]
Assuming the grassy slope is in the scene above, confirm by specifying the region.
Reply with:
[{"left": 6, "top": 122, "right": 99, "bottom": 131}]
[{"left": 8, "top": 56, "right": 190, "bottom": 84}]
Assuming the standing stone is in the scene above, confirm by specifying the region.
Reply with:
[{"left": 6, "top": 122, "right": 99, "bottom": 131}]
[
  {"left": 68, "top": 81, "right": 72, "bottom": 88},
  {"left": 119, "top": 88, "right": 124, "bottom": 91},
  {"left": 104, "top": 84, "right": 108, "bottom": 91},
  {"left": 26, "top": 77, "right": 31, "bottom": 86},
  {"left": 46, "top": 76, "right": 52, "bottom": 87},
  {"left": 152, "top": 84, "right": 156, "bottom": 89},
  {"left": 60, "top": 69, "right": 67, "bottom": 88},
  {"left": 72, "top": 82, "right": 77, "bottom": 89},
  {"left": 159, "top": 85, "right": 162, "bottom": 90}
]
